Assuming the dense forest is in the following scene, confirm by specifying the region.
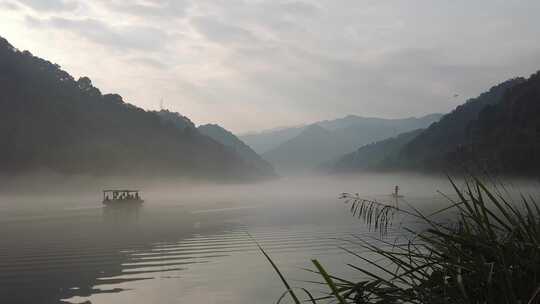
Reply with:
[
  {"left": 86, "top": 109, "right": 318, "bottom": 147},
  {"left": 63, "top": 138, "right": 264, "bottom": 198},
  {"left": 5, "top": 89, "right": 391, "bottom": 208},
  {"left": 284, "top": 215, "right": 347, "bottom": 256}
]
[
  {"left": 328, "top": 129, "right": 424, "bottom": 172},
  {"left": 387, "top": 78, "right": 525, "bottom": 171},
  {"left": 329, "top": 74, "right": 540, "bottom": 177},
  {"left": 464, "top": 71, "right": 540, "bottom": 175},
  {"left": 0, "top": 36, "right": 271, "bottom": 180}
]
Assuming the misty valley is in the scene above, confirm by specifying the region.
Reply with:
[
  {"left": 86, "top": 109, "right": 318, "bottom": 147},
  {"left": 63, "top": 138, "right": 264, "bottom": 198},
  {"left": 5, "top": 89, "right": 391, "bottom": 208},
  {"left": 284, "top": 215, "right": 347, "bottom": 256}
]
[{"left": 2, "top": 1, "right": 540, "bottom": 303}]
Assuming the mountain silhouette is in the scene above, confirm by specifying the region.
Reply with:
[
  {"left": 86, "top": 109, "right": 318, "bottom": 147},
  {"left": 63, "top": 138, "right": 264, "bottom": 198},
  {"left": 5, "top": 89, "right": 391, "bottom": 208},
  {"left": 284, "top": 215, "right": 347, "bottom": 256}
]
[
  {"left": 0, "top": 36, "right": 268, "bottom": 180},
  {"left": 384, "top": 77, "right": 526, "bottom": 172},
  {"left": 197, "top": 124, "right": 276, "bottom": 177}
]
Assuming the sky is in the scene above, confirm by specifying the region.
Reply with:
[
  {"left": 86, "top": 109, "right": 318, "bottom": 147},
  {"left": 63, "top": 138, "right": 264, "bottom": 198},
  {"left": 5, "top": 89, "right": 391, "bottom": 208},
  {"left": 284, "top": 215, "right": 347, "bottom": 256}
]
[{"left": 1, "top": 0, "right": 540, "bottom": 133}]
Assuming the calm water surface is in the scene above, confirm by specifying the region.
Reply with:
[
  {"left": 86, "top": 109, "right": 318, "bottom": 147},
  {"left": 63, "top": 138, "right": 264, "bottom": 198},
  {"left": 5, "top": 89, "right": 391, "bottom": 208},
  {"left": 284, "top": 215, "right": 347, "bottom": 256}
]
[{"left": 0, "top": 174, "right": 452, "bottom": 304}]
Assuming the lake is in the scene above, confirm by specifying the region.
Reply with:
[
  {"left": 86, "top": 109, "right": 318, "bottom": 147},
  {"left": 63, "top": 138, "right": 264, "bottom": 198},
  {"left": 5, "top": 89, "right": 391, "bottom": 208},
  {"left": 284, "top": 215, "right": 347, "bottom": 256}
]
[{"left": 0, "top": 174, "right": 463, "bottom": 303}]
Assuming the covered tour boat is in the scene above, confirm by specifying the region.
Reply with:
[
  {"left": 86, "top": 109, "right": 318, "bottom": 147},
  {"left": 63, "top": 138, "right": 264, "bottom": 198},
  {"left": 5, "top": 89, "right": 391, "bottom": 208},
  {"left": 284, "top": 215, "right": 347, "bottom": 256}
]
[{"left": 102, "top": 189, "right": 144, "bottom": 205}]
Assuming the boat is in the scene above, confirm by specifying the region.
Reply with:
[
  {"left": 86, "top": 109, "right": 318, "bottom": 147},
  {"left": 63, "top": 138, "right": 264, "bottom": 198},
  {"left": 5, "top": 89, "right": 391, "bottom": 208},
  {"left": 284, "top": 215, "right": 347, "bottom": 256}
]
[{"left": 102, "top": 189, "right": 144, "bottom": 205}]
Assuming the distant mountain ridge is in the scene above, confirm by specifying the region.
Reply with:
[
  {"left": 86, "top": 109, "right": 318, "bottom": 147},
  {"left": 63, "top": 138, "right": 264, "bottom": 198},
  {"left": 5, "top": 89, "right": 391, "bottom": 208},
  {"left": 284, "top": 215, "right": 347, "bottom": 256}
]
[
  {"left": 258, "top": 114, "right": 442, "bottom": 174},
  {"left": 0, "top": 36, "right": 270, "bottom": 180},
  {"left": 240, "top": 125, "right": 306, "bottom": 154},
  {"left": 262, "top": 124, "right": 346, "bottom": 173},
  {"left": 317, "top": 113, "right": 442, "bottom": 131},
  {"left": 197, "top": 124, "right": 276, "bottom": 176},
  {"left": 240, "top": 114, "right": 443, "bottom": 155},
  {"left": 328, "top": 129, "right": 425, "bottom": 173}
]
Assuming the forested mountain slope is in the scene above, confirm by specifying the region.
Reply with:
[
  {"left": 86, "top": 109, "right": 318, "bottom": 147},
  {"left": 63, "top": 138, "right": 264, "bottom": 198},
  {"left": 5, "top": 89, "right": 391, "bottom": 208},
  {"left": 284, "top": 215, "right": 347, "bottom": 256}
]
[
  {"left": 0, "top": 36, "right": 267, "bottom": 180},
  {"left": 198, "top": 124, "right": 275, "bottom": 176},
  {"left": 463, "top": 71, "right": 540, "bottom": 175},
  {"left": 384, "top": 78, "right": 525, "bottom": 171},
  {"left": 328, "top": 129, "right": 424, "bottom": 172}
]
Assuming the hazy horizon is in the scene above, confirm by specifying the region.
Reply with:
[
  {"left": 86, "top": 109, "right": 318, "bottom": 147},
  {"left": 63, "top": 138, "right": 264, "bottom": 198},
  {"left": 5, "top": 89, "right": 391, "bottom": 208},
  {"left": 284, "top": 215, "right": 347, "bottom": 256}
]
[{"left": 3, "top": 0, "right": 540, "bottom": 132}]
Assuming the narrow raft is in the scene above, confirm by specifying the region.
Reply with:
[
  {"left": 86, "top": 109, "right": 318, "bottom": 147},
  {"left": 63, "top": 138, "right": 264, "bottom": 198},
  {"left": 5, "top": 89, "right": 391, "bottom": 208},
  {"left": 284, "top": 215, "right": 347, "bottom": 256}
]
[{"left": 391, "top": 185, "right": 404, "bottom": 198}]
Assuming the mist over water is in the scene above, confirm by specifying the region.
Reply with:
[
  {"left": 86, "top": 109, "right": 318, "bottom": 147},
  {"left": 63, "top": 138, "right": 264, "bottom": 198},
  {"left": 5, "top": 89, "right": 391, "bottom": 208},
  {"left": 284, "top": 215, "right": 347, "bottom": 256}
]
[{"left": 1, "top": 173, "right": 537, "bottom": 303}]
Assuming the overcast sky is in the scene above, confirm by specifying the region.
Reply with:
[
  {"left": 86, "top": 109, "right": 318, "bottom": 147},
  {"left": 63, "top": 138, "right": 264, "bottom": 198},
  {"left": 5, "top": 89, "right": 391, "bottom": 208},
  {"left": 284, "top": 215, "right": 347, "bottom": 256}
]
[{"left": 1, "top": 0, "right": 540, "bottom": 133}]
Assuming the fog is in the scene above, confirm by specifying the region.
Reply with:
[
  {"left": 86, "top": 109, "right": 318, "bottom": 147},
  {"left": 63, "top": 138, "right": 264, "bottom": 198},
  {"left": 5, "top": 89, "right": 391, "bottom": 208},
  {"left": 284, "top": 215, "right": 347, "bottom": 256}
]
[
  {"left": 0, "top": 171, "right": 453, "bottom": 206},
  {"left": 2, "top": 172, "right": 539, "bottom": 303},
  {"left": 3, "top": 171, "right": 539, "bottom": 217}
]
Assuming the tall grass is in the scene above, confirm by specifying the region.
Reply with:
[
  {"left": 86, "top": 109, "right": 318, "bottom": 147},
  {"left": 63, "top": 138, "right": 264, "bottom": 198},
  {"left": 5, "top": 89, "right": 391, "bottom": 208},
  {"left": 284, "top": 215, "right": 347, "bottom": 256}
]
[{"left": 264, "top": 176, "right": 540, "bottom": 303}]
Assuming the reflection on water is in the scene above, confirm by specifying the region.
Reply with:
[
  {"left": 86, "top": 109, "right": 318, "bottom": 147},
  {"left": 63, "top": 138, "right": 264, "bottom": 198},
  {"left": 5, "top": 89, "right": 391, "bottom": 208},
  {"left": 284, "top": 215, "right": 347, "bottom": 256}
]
[
  {"left": 102, "top": 203, "right": 142, "bottom": 224},
  {"left": 0, "top": 174, "right": 454, "bottom": 304}
]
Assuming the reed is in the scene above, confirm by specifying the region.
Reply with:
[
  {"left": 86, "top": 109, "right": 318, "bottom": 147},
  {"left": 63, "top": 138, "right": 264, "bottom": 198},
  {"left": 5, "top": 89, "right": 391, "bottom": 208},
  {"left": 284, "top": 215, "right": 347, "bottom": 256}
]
[
  {"left": 249, "top": 232, "right": 317, "bottom": 304},
  {"left": 266, "top": 176, "right": 540, "bottom": 303}
]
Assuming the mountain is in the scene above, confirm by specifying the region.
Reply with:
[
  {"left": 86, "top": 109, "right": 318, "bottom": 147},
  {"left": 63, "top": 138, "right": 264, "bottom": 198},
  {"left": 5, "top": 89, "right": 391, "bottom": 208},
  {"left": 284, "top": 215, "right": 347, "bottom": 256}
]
[
  {"left": 0, "top": 36, "right": 268, "bottom": 180},
  {"left": 317, "top": 113, "right": 442, "bottom": 132},
  {"left": 152, "top": 112, "right": 275, "bottom": 177},
  {"left": 262, "top": 124, "right": 346, "bottom": 173},
  {"left": 383, "top": 77, "right": 526, "bottom": 171},
  {"left": 239, "top": 125, "right": 306, "bottom": 154},
  {"left": 328, "top": 129, "right": 425, "bottom": 173},
  {"left": 240, "top": 114, "right": 442, "bottom": 155},
  {"left": 462, "top": 71, "right": 540, "bottom": 175},
  {"left": 327, "top": 75, "right": 540, "bottom": 177},
  {"left": 154, "top": 110, "right": 196, "bottom": 131},
  {"left": 261, "top": 114, "right": 442, "bottom": 174},
  {"left": 197, "top": 124, "right": 276, "bottom": 176}
]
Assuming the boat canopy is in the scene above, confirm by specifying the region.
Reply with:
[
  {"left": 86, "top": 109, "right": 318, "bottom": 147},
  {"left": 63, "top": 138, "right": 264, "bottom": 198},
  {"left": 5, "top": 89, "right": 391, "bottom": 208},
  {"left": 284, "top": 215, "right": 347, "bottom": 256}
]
[
  {"left": 103, "top": 189, "right": 139, "bottom": 193},
  {"left": 103, "top": 189, "right": 141, "bottom": 201}
]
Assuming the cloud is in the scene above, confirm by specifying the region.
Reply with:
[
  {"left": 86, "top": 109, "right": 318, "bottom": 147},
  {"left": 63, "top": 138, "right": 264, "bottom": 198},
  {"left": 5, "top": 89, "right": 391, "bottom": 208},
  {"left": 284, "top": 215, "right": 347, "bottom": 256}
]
[
  {"left": 270, "top": 1, "right": 319, "bottom": 17},
  {"left": 0, "top": 1, "right": 20, "bottom": 10},
  {"left": 190, "top": 17, "right": 259, "bottom": 46},
  {"left": 129, "top": 57, "right": 168, "bottom": 70},
  {"left": 26, "top": 16, "right": 169, "bottom": 52},
  {"left": 6, "top": 0, "right": 540, "bottom": 132},
  {"left": 97, "top": 0, "right": 190, "bottom": 19},
  {"left": 16, "top": 0, "right": 77, "bottom": 11}
]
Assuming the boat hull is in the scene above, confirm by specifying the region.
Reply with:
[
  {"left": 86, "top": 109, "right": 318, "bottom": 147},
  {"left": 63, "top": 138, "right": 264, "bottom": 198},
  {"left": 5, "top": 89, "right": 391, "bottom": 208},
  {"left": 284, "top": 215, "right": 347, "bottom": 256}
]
[{"left": 103, "top": 199, "right": 144, "bottom": 205}]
